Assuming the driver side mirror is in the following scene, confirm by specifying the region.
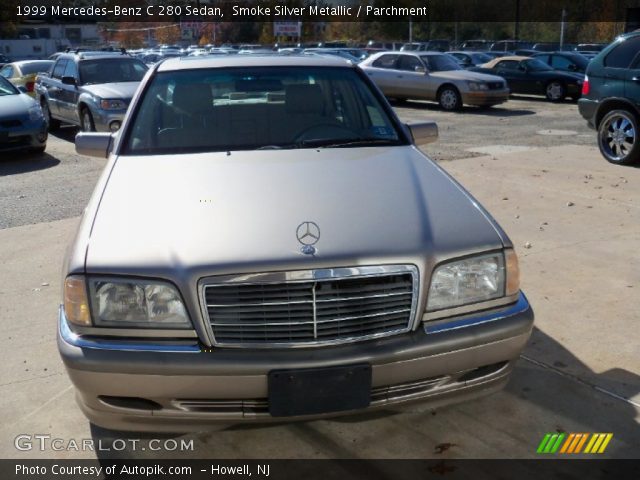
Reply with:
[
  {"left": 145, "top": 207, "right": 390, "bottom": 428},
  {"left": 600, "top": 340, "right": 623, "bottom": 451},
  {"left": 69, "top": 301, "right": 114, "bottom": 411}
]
[
  {"left": 414, "top": 65, "right": 427, "bottom": 74},
  {"left": 17, "top": 86, "right": 28, "bottom": 93},
  {"left": 61, "top": 76, "right": 76, "bottom": 86},
  {"left": 518, "top": 64, "right": 527, "bottom": 72},
  {"left": 568, "top": 64, "right": 578, "bottom": 71},
  {"left": 75, "top": 132, "right": 114, "bottom": 158},
  {"left": 405, "top": 121, "right": 438, "bottom": 145}
]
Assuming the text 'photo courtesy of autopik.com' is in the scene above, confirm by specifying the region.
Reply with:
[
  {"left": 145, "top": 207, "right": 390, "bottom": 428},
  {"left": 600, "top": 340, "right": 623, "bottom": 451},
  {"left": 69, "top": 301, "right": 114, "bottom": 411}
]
[{"left": 0, "top": 0, "right": 639, "bottom": 479}]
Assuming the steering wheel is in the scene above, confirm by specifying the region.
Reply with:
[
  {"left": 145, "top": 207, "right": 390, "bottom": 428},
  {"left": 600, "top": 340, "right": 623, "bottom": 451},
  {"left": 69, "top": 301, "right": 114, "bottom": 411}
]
[{"left": 292, "top": 123, "right": 361, "bottom": 143}]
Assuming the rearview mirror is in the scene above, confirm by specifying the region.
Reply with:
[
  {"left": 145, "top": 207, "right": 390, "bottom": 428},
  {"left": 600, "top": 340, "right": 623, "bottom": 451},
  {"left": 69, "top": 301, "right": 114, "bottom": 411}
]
[
  {"left": 406, "top": 121, "right": 438, "bottom": 145},
  {"left": 75, "top": 132, "right": 113, "bottom": 158}
]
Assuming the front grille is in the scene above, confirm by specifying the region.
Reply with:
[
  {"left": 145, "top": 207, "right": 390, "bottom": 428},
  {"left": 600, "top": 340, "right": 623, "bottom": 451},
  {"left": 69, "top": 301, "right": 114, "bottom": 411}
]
[
  {"left": 0, "top": 120, "right": 22, "bottom": 128},
  {"left": 487, "top": 81, "right": 505, "bottom": 90},
  {"left": 202, "top": 266, "right": 417, "bottom": 347}
]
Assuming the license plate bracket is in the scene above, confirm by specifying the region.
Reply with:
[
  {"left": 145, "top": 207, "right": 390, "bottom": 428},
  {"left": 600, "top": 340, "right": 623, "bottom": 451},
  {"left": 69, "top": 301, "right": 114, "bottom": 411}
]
[{"left": 268, "top": 364, "right": 372, "bottom": 417}]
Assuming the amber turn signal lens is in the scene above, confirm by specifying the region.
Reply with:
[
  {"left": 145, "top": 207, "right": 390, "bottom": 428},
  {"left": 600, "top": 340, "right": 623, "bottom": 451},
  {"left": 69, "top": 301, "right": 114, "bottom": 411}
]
[
  {"left": 505, "top": 249, "right": 520, "bottom": 297},
  {"left": 64, "top": 276, "right": 91, "bottom": 326}
]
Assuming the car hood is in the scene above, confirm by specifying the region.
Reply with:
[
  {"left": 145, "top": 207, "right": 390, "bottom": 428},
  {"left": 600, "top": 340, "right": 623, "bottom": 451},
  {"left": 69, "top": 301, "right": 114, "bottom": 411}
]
[
  {"left": 85, "top": 147, "right": 505, "bottom": 278},
  {"left": 80, "top": 82, "right": 140, "bottom": 99},
  {"left": 0, "top": 93, "right": 36, "bottom": 120},
  {"left": 430, "top": 70, "right": 505, "bottom": 83}
]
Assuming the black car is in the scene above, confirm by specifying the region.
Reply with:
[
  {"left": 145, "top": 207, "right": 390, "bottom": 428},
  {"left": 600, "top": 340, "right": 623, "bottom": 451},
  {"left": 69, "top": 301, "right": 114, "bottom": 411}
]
[
  {"left": 532, "top": 52, "right": 590, "bottom": 75},
  {"left": 578, "top": 32, "right": 640, "bottom": 165},
  {"left": 470, "top": 56, "right": 583, "bottom": 101}
]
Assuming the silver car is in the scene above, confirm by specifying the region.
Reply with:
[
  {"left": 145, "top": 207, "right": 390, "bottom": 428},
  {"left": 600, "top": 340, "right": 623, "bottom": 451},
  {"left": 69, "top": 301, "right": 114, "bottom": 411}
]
[
  {"left": 59, "top": 55, "right": 533, "bottom": 432},
  {"left": 360, "top": 51, "right": 510, "bottom": 110},
  {"left": 36, "top": 52, "right": 148, "bottom": 132}
]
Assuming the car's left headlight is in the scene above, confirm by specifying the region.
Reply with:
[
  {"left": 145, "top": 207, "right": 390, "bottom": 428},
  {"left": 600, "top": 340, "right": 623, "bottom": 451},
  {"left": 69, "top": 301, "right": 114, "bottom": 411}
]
[
  {"left": 28, "top": 105, "right": 44, "bottom": 122},
  {"left": 468, "top": 81, "right": 489, "bottom": 91},
  {"left": 426, "top": 250, "right": 519, "bottom": 311},
  {"left": 99, "top": 99, "right": 127, "bottom": 110}
]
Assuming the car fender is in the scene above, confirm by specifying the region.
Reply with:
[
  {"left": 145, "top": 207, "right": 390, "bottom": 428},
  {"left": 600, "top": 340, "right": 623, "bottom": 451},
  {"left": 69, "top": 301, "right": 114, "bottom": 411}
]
[
  {"left": 76, "top": 90, "right": 100, "bottom": 122},
  {"left": 595, "top": 96, "right": 640, "bottom": 127}
]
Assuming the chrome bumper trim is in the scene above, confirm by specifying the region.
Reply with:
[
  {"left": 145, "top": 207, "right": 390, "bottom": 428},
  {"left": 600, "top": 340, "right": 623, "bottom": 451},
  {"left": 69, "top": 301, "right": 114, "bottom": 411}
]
[
  {"left": 58, "top": 308, "right": 201, "bottom": 353},
  {"left": 424, "top": 292, "right": 530, "bottom": 334}
]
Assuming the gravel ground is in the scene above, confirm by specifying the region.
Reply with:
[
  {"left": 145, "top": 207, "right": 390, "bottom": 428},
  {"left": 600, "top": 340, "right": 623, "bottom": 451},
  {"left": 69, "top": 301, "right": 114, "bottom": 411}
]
[{"left": 0, "top": 94, "right": 596, "bottom": 230}]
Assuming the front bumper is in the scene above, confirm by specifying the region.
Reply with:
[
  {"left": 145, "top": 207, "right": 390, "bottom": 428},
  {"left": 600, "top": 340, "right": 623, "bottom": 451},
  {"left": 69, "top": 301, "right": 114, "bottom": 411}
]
[
  {"left": 0, "top": 119, "right": 47, "bottom": 152},
  {"left": 461, "top": 89, "right": 510, "bottom": 106},
  {"left": 58, "top": 293, "right": 534, "bottom": 432},
  {"left": 91, "top": 107, "right": 127, "bottom": 133}
]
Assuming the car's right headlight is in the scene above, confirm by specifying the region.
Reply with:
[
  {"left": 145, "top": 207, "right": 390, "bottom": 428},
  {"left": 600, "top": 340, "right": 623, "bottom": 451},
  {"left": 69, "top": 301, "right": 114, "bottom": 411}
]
[
  {"left": 99, "top": 99, "right": 128, "bottom": 110},
  {"left": 64, "top": 276, "right": 192, "bottom": 329},
  {"left": 426, "top": 250, "right": 519, "bottom": 312},
  {"left": 467, "top": 81, "right": 489, "bottom": 91}
]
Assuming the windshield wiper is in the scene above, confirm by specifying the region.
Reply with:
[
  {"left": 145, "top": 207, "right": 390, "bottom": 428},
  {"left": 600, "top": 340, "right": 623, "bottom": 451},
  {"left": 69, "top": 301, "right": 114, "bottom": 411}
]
[{"left": 300, "top": 138, "right": 401, "bottom": 148}]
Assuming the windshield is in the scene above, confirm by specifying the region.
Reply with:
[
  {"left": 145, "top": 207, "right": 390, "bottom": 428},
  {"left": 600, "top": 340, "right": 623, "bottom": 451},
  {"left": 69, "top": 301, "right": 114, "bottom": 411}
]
[
  {"left": 421, "top": 55, "right": 462, "bottom": 72},
  {"left": 523, "top": 59, "right": 553, "bottom": 71},
  {"left": 19, "top": 61, "right": 54, "bottom": 75},
  {"left": 0, "top": 76, "right": 18, "bottom": 96},
  {"left": 124, "top": 66, "right": 404, "bottom": 155},
  {"left": 79, "top": 58, "right": 148, "bottom": 85},
  {"left": 470, "top": 53, "right": 492, "bottom": 64}
]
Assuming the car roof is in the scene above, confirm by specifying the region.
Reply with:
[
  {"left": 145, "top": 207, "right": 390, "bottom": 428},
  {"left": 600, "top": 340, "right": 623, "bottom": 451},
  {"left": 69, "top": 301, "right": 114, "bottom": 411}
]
[
  {"left": 54, "top": 52, "right": 133, "bottom": 61},
  {"left": 482, "top": 55, "right": 531, "bottom": 67},
  {"left": 156, "top": 54, "right": 353, "bottom": 71},
  {"left": 11, "top": 60, "right": 53, "bottom": 66}
]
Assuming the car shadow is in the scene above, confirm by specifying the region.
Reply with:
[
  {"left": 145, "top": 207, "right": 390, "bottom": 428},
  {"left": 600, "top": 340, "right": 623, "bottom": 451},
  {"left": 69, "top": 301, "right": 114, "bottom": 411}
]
[
  {"left": 0, "top": 151, "right": 60, "bottom": 176},
  {"left": 508, "top": 94, "right": 579, "bottom": 104},
  {"left": 48, "top": 125, "right": 78, "bottom": 143},
  {"left": 87, "top": 326, "right": 639, "bottom": 460},
  {"left": 392, "top": 99, "right": 535, "bottom": 117}
]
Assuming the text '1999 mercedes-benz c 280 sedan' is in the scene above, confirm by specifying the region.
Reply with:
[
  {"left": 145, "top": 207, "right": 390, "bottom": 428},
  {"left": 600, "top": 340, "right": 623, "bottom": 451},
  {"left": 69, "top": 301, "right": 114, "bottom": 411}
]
[{"left": 59, "top": 54, "right": 533, "bottom": 432}]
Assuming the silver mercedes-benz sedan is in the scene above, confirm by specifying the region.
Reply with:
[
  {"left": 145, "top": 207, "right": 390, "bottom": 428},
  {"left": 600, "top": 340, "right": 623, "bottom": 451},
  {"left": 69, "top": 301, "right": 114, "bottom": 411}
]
[{"left": 59, "top": 55, "right": 533, "bottom": 432}]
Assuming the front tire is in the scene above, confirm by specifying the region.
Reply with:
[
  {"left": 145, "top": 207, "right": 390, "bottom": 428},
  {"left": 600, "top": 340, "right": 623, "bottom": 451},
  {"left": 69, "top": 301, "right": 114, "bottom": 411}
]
[
  {"left": 598, "top": 109, "right": 640, "bottom": 165},
  {"left": 438, "top": 86, "right": 462, "bottom": 111},
  {"left": 80, "top": 107, "right": 95, "bottom": 132},
  {"left": 545, "top": 81, "right": 566, "bottom": 102}
]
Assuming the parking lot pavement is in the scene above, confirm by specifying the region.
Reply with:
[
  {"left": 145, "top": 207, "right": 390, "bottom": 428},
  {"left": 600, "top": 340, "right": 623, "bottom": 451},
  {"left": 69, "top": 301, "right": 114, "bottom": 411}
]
[{"left": 0, "top": 97, "right": 638, "bottom": 459}]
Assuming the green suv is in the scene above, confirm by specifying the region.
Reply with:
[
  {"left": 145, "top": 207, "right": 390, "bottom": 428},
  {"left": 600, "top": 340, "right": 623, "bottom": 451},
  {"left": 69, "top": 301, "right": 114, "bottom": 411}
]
[{"left": 578, "top": 32, "right": 640, "bottom": 165}]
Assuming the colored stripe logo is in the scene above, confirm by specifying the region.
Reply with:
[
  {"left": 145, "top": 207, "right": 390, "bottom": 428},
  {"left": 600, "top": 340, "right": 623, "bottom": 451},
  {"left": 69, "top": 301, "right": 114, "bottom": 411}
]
[{"left": 537, "top": 433, "right": 613, "bottom": 454}]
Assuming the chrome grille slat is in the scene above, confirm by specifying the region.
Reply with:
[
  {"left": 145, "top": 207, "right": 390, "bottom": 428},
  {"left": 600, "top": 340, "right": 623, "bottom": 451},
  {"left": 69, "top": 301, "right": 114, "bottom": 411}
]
[
  {"left": 206, "top": 290, "right": 412, "bottom": 308},
  {"left": 202, "top": 266, "right": 418, "bottom": 347}
]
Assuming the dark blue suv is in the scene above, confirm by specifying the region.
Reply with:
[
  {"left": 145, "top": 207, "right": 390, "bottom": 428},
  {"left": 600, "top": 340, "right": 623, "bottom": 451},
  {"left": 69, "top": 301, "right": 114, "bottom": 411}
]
[{"left": 578, "top": 32, "right": 640, "bottom": 165}]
